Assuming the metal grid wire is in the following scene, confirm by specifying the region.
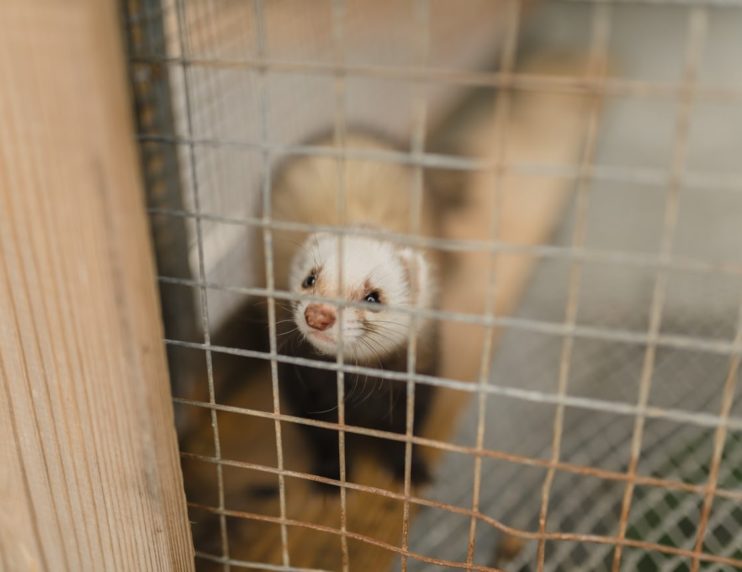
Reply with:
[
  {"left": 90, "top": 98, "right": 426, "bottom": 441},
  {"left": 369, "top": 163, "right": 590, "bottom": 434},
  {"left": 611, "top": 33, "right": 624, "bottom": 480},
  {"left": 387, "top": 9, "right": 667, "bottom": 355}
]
[{"left": 123, "top": 0, "right": 742, "bottom": 570}]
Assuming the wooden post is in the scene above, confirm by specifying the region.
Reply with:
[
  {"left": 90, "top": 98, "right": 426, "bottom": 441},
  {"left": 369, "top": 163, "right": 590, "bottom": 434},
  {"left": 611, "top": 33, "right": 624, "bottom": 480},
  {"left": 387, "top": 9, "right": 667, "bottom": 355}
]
[{"left": 0, "top": 1, "right": 194, "bottom": 569}]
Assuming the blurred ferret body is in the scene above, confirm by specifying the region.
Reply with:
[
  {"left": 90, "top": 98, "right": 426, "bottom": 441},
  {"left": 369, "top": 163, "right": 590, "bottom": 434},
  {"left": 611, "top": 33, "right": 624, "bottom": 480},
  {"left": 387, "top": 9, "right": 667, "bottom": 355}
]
[{"left": 266, "top": 132, "right": 439, "bottom": 485}]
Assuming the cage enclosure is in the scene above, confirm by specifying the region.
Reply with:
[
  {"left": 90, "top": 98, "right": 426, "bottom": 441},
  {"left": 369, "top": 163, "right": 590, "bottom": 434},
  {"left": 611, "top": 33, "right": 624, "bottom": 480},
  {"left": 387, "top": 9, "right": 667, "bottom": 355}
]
[{"left": 123, "top": 0, "right": 742, "bottom": 570}]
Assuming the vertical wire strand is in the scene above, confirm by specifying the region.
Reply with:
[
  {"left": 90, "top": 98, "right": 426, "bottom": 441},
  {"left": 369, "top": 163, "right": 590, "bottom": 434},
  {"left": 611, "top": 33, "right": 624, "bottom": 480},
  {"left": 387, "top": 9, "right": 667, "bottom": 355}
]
[
  {"left": 174, "top": 0, "right": 230, "bottom": 568},
  {"left": 689, "top": 297, "right": 742, "bottom": 572},
  {"left": 400, "top": 2, "right": 431, "bottom": 570},
  {"left": 252, "top": 0, "right": 290, "bottom": 565},
  {"left": 534, "top": 6, "right": 611, "bottom": 570},
  {"left": 611, "top": 8, "right": 708, "bottom": 571},
  {"left": 465, "top": 0, "right": 522, "bottom": 567},
  {"left": 330, "top": 1, "right": 350, "bottom": 569}
]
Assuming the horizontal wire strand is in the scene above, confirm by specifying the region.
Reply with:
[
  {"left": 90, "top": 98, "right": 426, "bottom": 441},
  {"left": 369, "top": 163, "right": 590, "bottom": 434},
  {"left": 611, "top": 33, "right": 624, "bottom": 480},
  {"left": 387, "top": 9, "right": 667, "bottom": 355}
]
[
  {"left": 138, "top": 135, "right": 742, "bottom": 198},
  {"left": 149, "top": 207, "right": 742, "bottom": 277},
  {"left": 174, "top": 401, "right": 742, "bottom": 504},
  {"left": 167, "top": 340, "right": 742, "bottom": 430},
  {"left": 128, "top": 53, "right": 742, "bottom": 103},
  {"left": 158, "top": 275, "right": 741, "bottom": 358},
  {"left": 186, "top": 500, "right": 742, "bottom": 569}
]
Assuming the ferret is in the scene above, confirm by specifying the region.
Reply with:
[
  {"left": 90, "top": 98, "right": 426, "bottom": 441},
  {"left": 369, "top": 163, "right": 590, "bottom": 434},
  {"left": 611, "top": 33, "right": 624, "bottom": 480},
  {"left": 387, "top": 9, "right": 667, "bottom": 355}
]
[{"left": 267, "top": 132, "right": 439, "bottom": 486}]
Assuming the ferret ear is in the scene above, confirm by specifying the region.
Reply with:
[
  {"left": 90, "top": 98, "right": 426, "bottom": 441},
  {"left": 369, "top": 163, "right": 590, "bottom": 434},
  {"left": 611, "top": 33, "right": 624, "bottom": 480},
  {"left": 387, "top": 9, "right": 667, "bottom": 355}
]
[{"left": 398, "top": 248, "right": 429, "bottom": 306}]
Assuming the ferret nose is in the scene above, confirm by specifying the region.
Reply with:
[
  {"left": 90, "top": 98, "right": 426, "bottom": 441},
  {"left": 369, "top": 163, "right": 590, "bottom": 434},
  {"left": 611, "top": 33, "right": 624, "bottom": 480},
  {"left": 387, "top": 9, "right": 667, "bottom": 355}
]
[{"left": 304, "top": 304, "right": 336, "bottom": 331}]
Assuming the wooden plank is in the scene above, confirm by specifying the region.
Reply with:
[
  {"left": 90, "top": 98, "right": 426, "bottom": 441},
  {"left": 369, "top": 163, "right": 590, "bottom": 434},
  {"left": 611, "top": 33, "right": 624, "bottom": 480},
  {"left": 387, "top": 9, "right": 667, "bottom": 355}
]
[
  {"left": 0, "top": 1, "right": 193, "bottom": 569},
  {"left": 124, "top": 0, "right": 204, "bottom": 421}
]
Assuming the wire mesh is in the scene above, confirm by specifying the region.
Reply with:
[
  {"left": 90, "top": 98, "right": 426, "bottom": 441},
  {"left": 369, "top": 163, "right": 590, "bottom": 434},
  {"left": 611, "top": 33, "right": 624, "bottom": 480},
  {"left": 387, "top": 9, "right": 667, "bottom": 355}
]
[{"left": 123, "top": 0, "right": 742, "bottom": 570}]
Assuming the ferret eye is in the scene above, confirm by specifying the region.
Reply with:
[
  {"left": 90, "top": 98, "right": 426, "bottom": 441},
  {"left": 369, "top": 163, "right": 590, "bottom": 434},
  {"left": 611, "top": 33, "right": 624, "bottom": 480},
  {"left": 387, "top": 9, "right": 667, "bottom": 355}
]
[
  {"left": 302, "top": 273, "right": 316, "bottom": 289},
  {"left": 364, "top": 290, "right": 381, "bottom": 304}
]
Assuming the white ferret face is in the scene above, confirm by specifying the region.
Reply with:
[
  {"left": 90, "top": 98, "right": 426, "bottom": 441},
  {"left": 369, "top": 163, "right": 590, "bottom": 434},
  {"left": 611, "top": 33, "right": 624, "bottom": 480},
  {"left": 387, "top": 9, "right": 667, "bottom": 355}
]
[{"left": 288, "top": 233, "right": 431, "bottom": 363}]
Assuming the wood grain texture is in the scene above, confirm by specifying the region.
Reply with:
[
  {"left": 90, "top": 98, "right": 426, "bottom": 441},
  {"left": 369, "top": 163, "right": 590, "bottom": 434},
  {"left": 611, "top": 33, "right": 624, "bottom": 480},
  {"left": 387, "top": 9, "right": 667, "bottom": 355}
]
[{"left": 0, "top": 1, "right": 193, "bottom": 570}]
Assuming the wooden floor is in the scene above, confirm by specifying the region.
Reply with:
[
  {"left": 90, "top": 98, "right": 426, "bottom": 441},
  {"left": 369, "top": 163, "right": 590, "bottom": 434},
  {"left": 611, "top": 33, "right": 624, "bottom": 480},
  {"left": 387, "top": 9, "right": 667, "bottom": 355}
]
[{"left": 180, "top": 54, "right": 597, "bottom": 571}]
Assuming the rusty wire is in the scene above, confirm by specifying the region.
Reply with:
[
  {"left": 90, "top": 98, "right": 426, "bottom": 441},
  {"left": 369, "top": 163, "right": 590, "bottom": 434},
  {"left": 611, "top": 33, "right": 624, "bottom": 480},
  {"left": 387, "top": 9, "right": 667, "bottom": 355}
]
[{"left": 126, "top": 0, "right": 742, "bottom": 569}]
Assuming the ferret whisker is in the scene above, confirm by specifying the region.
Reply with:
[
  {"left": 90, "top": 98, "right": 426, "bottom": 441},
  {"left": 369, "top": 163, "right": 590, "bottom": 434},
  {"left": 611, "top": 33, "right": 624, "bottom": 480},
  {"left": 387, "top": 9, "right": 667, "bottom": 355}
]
[
  {"left": 357, "top": 336, "right": 387, "bottom": 370},
  {"left": 257, "top": 297, "right": 293, "bottom": 312},
  {"left": 363, "top": 332, "right": 409, "bottom": 362},
  {"left": 277, "top": 328, "right": 299, "bottom": 337},
  {"left": 369, "top": 326, "right": 412, "bottom": 336},
  {"left": 357, "top": 336, "right": 383, "bottom": 364},
  {"left": 355, "top": 330, "right": 380, "bottom": 350},
  {"left": 364, "top": 319, "right": 410, "bottom": 330},
  {"left": 363, "top": 328, "right": 407, "bottom": 347},
  {"left": 365, "top": 327, "right": 408, "bottom": 341},
  {"left": 346, "top": 374, "right": 361, "bottom": 404},
  {"left": 369, "top": 324, "right": 410, "bottom": 336},
  {"left": 308, "top": 402, "right": 339, "bottom": 415},
  {"left": 352, "top": 339, "right": 385, "bottom": 407},
  {"left": 366, "top": 322, "right": 413, "bottom": 334}
]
